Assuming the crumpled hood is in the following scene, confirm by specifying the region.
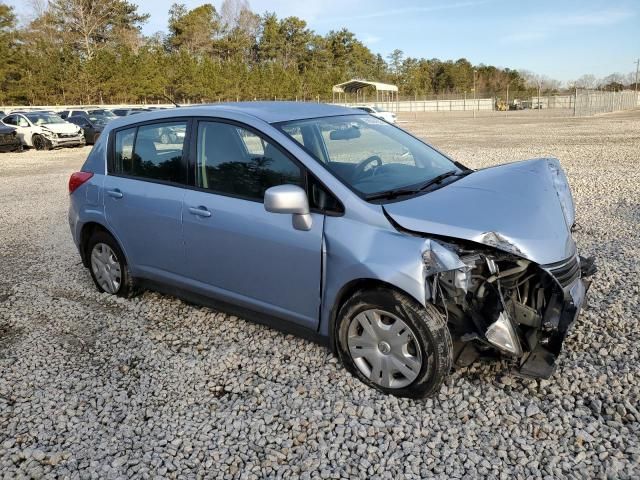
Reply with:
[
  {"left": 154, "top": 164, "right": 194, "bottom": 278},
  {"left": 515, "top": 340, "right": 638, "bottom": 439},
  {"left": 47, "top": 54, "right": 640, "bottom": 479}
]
[
  {"left": 383, "top": 158, "right": 576, "bottom": 265},
  {"left": 41, "top": 123, "right": 81, "bottom": 135}
]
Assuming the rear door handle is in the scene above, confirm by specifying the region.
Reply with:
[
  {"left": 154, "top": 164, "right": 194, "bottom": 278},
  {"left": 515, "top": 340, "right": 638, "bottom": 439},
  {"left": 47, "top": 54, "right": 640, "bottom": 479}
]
[
  {"left": 188, "top": 206, "right": 211, "bottom": 218},
  {"left": 107, "top": 189, "right": 123, "bottom": 199}
]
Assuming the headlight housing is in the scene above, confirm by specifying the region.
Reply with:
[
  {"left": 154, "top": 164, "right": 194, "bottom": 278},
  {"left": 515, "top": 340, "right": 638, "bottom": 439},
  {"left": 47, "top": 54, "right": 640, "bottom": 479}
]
[{"left": 547, "top": 158, "right": 575, "bottom": 228}]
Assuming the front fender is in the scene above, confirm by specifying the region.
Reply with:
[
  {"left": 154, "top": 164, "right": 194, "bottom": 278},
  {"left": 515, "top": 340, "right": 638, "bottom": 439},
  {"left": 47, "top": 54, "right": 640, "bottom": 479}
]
[{"left": 320, "top": 216, "right": 430, "bottom": 339}]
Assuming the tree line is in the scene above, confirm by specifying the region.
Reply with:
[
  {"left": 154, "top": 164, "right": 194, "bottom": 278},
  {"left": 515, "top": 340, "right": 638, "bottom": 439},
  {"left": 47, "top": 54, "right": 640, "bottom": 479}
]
[{"left": 0, "top": 0, "right": 634, "bottom": 106}]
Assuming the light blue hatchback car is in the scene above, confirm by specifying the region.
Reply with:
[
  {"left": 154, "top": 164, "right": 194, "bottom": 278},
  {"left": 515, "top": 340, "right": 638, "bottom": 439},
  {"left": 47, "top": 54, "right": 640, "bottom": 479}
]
[{"left": 68, "top": 102, "right": 594, "bottom": 397}]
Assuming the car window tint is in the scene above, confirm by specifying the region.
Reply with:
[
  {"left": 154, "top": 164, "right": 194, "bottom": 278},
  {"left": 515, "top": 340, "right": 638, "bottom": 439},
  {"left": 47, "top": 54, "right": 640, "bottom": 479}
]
[
  {"left": 196, "top": 121, "right": 302, "bottom": 201},
  {"left": 113, "top": 122, "right": 187, "bottom": 183},
  {"left": 237, "top": 127, "right": 265, "bottom": 155},
  {"left": 3, "top": 116, "right": 16, "bottom": 126},
  {"left": 308, "top": 175, "right": 343, "bottom": 214},
  {"left": 114, "top": 127, "right": 136, "bottom": 174}
]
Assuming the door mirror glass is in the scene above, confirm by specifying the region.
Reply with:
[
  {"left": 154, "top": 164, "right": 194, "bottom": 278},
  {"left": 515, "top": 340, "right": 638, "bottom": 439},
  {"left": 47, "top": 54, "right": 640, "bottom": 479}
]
[{"left": 264, "top": 185, "right": 312, "bottom": 231}]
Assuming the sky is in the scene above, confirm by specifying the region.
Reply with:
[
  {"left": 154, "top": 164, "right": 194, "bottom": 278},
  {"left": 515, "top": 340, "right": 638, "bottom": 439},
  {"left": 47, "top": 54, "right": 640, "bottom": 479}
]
[{"left": 6, "top": 0, "right": 640, "bottom": 83}]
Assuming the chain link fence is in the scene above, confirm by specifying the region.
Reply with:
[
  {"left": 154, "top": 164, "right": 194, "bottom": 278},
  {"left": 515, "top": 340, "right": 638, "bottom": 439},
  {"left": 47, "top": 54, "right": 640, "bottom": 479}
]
[
  {"left": 573, "top": 89, "right": 640, "bottom": 116},
  {"left": 3, "top": 90, "right": 638, "bottom": 117}
]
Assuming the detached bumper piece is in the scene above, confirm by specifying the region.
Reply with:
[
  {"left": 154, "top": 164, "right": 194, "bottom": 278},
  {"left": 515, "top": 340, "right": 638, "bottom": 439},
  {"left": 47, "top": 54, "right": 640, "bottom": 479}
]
[{"left": 516, "top": 257, "right": 596, "bottom": 379}]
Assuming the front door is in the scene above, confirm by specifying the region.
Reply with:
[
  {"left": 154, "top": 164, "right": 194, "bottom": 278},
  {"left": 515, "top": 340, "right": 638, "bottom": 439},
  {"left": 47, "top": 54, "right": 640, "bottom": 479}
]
[{"left": 182, "top": 120, "right": 324, "bottom": 329}]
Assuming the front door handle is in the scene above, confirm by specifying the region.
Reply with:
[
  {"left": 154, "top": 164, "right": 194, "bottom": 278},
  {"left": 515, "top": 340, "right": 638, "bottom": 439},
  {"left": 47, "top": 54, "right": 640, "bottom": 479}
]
[
  {"left": 188, "top": 206, "right": 211, "bottom": 218},
  {"left": 107, "top": 189, "right": 123, "bottom": 199}
]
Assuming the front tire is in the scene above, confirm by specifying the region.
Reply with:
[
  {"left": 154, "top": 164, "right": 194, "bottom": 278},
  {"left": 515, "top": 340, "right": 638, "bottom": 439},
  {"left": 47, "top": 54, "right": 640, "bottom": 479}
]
[
  {"left": 336, "top": 288, "right": 452, "bottom": 398},
  {"left": 86, "top": 231, "right": 134, "bottom": 297},
  {"left": 32, "top": 134, "right": 50, "bottom": 151}
]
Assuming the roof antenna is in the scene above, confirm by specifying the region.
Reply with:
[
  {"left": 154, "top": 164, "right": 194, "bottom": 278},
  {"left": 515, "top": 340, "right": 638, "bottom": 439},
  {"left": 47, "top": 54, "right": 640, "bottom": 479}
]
[{"left": 161, "top": 93, "right": 181, "bottom": 108}]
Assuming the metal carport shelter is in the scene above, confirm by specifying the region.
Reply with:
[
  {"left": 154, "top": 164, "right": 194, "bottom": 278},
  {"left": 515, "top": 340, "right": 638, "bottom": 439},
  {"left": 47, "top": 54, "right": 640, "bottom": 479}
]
[{"left": 332, "top": 79, "right": 399, "bottom": 107}]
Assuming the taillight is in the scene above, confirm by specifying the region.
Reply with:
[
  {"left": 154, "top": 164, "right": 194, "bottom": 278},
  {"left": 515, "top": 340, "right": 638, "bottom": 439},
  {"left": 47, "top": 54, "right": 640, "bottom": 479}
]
[{"left": 68, "top": 171, "right": 93, "bottom": 194}]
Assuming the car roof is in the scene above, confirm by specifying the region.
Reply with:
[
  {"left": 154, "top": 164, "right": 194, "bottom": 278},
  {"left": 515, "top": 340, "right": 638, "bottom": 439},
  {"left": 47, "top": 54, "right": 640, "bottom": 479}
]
[{"left": 108, "top": 102, "right": 359, "bottom": 126}]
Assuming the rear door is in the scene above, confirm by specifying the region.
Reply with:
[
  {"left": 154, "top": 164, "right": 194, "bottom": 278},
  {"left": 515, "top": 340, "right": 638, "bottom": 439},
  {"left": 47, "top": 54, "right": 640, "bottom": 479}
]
[
  {"left": 104, "top": 119, "right": 190, "bottom": 278},
  {"left": 181, "top": 120, "right": 324, "bottom": 328}
]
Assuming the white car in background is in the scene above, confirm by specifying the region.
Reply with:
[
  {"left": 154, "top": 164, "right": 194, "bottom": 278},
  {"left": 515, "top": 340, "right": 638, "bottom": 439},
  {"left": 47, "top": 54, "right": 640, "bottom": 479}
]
[
  {"left": 1, "top": 111, "right": 85, "bottom": 150},
  {"left": 353, "top": 105, "right": 397, "bottom": 123}
]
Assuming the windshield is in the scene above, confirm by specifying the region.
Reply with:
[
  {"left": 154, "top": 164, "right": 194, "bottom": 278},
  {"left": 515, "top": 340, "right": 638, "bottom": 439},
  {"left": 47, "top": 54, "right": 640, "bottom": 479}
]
[
  {"left": 278, "top": 114, "right": 461, "bottom": 198},
  {"left": 88, "top": 115, "right": 108, "bottom": 125},
  {"left": 88, "top": 109, "right": 116, "bottom": 119},
  {"left": 25, "top": 113, "right": 66, "bottom": 125}
]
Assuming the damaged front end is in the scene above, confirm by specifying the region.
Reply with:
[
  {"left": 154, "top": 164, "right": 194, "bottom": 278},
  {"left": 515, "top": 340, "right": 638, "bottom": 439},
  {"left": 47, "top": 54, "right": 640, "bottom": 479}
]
[{"left": 422, "top": 240, "right": 596, "bottom": 379}]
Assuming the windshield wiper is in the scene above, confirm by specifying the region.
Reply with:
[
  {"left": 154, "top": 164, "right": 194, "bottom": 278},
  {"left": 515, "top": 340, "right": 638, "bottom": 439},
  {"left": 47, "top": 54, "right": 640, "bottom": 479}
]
[
  {"left": 415, "top": 170, "right": 461, "bottom": 191},
  {"left": 365, "top": 170, "right": 469, "bottom": 201},
  {"left": 364, "top": 186, "right": 423, "bottom": 201}
]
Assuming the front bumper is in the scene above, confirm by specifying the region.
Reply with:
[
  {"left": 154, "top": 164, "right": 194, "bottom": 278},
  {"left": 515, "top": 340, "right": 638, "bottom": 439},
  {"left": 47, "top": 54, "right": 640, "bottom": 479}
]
[
  {"left": 0, "top": 140, "right": 22, "bottom": 152},
  {"left": 516, "top": 258, "right": 595, "bottom": 378},
  {"left": 46, "top": 134, "right": 85, "bottom": 148}
]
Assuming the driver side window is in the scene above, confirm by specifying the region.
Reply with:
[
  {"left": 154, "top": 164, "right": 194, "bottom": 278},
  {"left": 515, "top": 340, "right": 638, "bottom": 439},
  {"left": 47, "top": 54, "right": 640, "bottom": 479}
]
[
  {"left": 196, "top": 121, "right": 303, "bottom": 201},
  {"left": 17, "top": 116, "right": 29, "bottom": 127}
]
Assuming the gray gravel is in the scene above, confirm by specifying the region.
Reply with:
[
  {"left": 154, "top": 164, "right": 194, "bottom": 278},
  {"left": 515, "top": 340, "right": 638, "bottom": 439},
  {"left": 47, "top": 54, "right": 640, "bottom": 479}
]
[{"left": 1, "top": 110, "right": 639, "bottom": 479}]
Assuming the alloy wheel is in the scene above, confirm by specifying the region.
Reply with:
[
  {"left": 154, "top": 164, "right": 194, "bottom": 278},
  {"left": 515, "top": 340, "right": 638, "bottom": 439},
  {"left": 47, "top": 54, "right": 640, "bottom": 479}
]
[{"left": 347, "top": 309, "right": 423, "bottom": 389}]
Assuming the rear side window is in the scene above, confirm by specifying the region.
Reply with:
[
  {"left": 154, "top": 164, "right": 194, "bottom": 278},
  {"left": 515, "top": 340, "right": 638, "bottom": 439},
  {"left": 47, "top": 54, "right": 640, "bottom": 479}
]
[
  {"left": 196, "top": 121, "right": 302, "bottom": 201},
  {"left": 3, "top": 116, "right": 16, "bottom": 126},
  {"left": 112, "top": 121, "right": 187, "bottom": 184}
]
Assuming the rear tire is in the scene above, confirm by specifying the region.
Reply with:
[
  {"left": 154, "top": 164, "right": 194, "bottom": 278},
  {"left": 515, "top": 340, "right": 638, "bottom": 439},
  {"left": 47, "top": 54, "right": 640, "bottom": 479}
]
[
  {"left": 336, "top": 288, "right": 452, "bottom": 398},
  {"left": 86, "top": 230, "right": 134, "bottom": 298}
]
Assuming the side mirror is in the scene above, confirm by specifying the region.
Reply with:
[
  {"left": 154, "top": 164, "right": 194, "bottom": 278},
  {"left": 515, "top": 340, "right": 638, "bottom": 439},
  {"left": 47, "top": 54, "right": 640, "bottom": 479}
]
[{"left": 264, "top": 184, "right": 312, "bottom": 231}]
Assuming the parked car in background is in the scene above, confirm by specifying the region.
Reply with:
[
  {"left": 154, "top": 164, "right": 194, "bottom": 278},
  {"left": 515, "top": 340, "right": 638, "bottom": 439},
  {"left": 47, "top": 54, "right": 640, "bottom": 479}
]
[
  {"left": 67, "top": 116, "right": 104, "bottom": 145},
  {"left": 112, "top": 108, "right": 151, "bottom": 117},
  {"left": 59, "top": 108, "right": 117, "bottom": 123},
  {"left": 0, "top": 123, "right": 22, "bottom": 152},
  {"left": 353, "top": 105, "right": 397, "bottom": 123},
  {"left": 68, "top": 103, "right": 594, "bottom": 398},
  {"left": 2, "top": 111, "right": 85, "bottom": 150},
  {"left": 157, "top": 125, "right": 186, "bottom": 144}
]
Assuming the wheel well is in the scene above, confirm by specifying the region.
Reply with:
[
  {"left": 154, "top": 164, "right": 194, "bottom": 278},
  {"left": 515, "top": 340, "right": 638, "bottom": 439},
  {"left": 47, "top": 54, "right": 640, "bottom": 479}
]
[
  {"left": 79, "top": 222, "right": 110, "bottom": 267},
  {"left": 328, "top": 278, "right": 423, "bottom": 352}
]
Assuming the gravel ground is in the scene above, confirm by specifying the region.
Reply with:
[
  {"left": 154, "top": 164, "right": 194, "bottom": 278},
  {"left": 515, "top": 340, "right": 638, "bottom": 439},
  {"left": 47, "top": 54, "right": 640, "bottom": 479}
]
[{"left": 1, "top": 110, "right": 639, "bottom": 479}]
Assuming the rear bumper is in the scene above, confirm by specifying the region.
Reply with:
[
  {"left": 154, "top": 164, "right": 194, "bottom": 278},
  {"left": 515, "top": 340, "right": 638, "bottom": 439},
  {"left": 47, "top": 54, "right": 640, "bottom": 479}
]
[{"left": 516, "top": 259, "right": 595, "bottom": 379}]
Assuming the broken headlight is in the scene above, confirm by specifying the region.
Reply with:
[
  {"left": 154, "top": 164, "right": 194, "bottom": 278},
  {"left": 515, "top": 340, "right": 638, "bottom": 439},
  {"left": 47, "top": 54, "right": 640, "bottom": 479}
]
[
  {"left": 40, "top": 128, "right": 56, "bottom": 139},
  {"left": 486, "top": 311, "right": 523, "bottom": 356},
  {"left": 547, "top": 158, "right": 575, "bottom": 228},
  {"left": 421, "top": 239, "right": 466, "bottom": 276}
]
